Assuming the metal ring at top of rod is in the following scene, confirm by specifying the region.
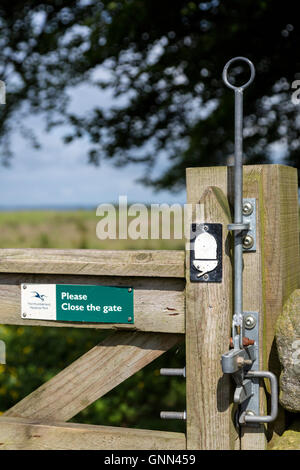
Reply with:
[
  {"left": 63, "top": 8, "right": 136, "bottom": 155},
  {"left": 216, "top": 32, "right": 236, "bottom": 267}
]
[{"left": 222, "top": 56, "right": 255, "bottom": 91}]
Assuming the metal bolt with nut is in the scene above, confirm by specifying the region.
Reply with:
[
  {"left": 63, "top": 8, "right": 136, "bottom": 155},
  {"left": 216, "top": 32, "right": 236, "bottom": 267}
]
[
  {"left": 242, "top": 201, "right": 253, "bottom": 216},
  {"left": 244, "top": 314, "right": 256, "bottom": 330},
  {"left": 242, "top": 234, "right": 254, "bottom": 250}
]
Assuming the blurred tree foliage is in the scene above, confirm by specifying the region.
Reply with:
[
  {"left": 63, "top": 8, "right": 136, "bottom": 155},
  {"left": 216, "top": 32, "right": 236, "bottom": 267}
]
[{"left": 0, "top": 0, "right": 299, "bottom": 188}]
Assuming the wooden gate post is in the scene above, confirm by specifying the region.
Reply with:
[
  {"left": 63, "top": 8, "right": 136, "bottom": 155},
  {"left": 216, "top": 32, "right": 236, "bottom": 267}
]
[
  {"left": 185, "top": 165, "right": 299, "bottom": 450},
  {"left": 185, "top": 167, "right": 237, "bottom": 450}
]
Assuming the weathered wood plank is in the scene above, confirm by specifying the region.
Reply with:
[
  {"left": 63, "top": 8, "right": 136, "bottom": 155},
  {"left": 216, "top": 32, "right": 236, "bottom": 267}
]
[
  {"left": 258, "top": 165, "right": 300, "bottom": 363},
  {"left": 0, "top": 273, "right": 185, "bottom": 333},
  {"left": 185, "top": 164, "right": 299, "bottom": 450},
  {"left": 185, "top": 171, "right": 238, "bottom": 450},
  {"left": 5, "top": 331, "right": 182, "bottom": 422},
  {"left": 0, "top": 249, "right": 185, "bottom": 278},
  {"left": 0, "top": 417, "right": 186, "bottom": 450},
  {"left": 241, "top": 165, "right": 299, "bottom": 449}
]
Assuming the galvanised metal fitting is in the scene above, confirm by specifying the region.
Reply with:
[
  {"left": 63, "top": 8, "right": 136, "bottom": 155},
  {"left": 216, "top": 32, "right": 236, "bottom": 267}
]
[
  {"left": 160, "top": 411, "right": 187, "bottom": 420},
  {"left": 243, "top": 201, "right": 254, "bottom": 216},
  {"left": 244, "top": 314, "right": 257, "bottom": 330},
  {"left": 221, "top": 58, "right": 278, "bottom": 426},
  {"left": 160, "top": 367, "right": 186, "bottom": 377},
  {"left": 242, "top": 234, "right": 254, "bottom": 250}
]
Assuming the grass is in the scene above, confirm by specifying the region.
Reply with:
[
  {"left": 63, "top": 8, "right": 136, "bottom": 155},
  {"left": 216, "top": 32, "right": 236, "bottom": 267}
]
[{"left": 0, "top": 209, "right": 185, "bottom": 250}]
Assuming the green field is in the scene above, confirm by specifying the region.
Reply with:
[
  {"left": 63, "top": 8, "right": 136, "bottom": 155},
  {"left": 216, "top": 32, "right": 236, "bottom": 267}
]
[
  {"left": 0, "top": 210, "right": 186, "bottom": 432},
  {"left": 0, "top": 209, "right": 185, "bottom": 250}
]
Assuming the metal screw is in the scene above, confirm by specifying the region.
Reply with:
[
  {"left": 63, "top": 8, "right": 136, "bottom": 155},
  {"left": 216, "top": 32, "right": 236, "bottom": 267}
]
[
  {"left": 245, "top": 410, "right": 256, "bottom": 417},
  {"left": 22, "top": 313, "right": 27, "bottom": 318},
  {"left": 204, "top": 225, "right": 209, "bottom": 231},
  {"left": 242, "top": 201, "right": 253, "bottom": 216},
  {"left": 242, "top": 234, "right": 254, "bottom": 250},
  {"left": 203, "top": 274, "right": 209, "bottom": 281},
  {"left": 128, "top": 288, "right": 132, "bottom": 293},
  {"left": 23, "top": 284, "right": 27, "bottom": 289},
  {"left": 128, "top": 317, "right": 132, "bottom": 322},
  {"left": 244, "top": 314, "right": 256, "bottom": 330}
]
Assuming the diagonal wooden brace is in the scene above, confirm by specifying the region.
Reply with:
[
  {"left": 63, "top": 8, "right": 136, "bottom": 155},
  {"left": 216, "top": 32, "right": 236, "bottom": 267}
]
[{"left": 4, "top": 331, "right": 182, "bottom": 422}]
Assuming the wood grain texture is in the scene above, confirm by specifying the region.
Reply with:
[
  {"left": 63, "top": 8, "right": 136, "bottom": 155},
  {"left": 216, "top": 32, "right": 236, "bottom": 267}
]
[
  {"left": 185, "top": 164, "right": 299, "bottom": 450},
  {"left": 0, "top": 417, "right": 186, "bottom": 450},
  {"left": 0, "top": 273, "right": 185, "bottom": 333},
  {"left": 258, "top": 166, "right": 300, "bottom": 363},
  {"left": 185, "top": 172, "right": 237, "bottom": 450},
  {"left": 5, "top": 331, "right": 181, "bottom": 422},
  {"left": 255, "top": 165, "right": 299, "bottom": 447},
  {"left": 241, "top": 165, "right": 299, "bottom": 448},
  {"left": 0, "top": 249, "right": 185, "bottom": 278}
]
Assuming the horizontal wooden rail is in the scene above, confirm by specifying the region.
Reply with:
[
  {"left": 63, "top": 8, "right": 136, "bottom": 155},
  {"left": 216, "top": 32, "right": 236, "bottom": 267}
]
[
  {"left": 0, "top": 249, "right": 185, "bottom": 278},
  {"left": 0, "top": 273, "right": 185, "bottom": 333},
  {"left": 0, "top": 417, "right": 186, "bottom": 450}
]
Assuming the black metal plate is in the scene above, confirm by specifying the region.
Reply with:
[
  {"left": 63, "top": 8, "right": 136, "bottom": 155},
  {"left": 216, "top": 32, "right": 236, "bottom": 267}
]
[{"left": 190, "top": 223, "right": 222, "bottom": 282}]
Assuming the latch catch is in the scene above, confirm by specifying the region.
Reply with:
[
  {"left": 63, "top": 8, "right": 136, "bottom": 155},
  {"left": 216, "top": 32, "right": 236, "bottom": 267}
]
[{"left": 190, "top": 223, "right": 222, "bottom": 282}]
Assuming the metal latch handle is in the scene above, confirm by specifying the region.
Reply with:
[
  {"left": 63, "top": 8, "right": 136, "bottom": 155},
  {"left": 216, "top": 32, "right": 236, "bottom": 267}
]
[{"left": 241, "top": 371, "right": 278, "bottom": 424}]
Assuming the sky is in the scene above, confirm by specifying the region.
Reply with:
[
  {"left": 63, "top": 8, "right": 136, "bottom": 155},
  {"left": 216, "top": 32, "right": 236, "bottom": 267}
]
[
  {"left": 0, "top": 64, "right": 287, "bottom": 210},
  {"left": 0, "top": 73, "right": 186, "bottom": 209}
]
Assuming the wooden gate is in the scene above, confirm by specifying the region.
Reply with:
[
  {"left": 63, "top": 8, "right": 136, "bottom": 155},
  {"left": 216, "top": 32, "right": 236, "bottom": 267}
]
[{"left": 0, "top": 164, "right": 298, "bottom": 450}]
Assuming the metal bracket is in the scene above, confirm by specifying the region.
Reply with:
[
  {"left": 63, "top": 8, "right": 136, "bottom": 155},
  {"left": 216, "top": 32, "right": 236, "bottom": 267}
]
[
  {"left": 239, "top": 311, "right": 260, "bottom": 423},
  {"left": 190, "top": 223, "right": 222, "bottom": 282},
  {"left": 242, "top": 198, "right": 256, "bottom": 252}
]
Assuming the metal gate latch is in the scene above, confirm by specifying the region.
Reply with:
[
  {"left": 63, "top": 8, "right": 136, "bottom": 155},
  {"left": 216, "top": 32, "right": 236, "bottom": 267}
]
[
  {"left": 190, "top": 223, "right": 222, "bottom": 282},
  {"left": 221, "top": 57, "right": 278, "bottom": 426}
]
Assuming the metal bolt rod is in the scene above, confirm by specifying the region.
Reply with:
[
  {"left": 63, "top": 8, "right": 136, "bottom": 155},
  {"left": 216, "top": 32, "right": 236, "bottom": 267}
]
[
  {"left": 234, "top": 88, "right": 244, "bottom": 350},
  {"left": 160, "top": 367, "right": 186, "bottom": 377},
  {"left": 223, "top": 57, "right": 255, "bottom": 350},
  {"left": 160, "top": 411, "right": 187, "bottom": 420}
]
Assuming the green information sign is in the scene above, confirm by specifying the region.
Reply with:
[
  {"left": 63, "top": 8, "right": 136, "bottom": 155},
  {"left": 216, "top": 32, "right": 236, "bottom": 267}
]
[{"left": 21, "top": 284, "right": 134, "bottom": 324}]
